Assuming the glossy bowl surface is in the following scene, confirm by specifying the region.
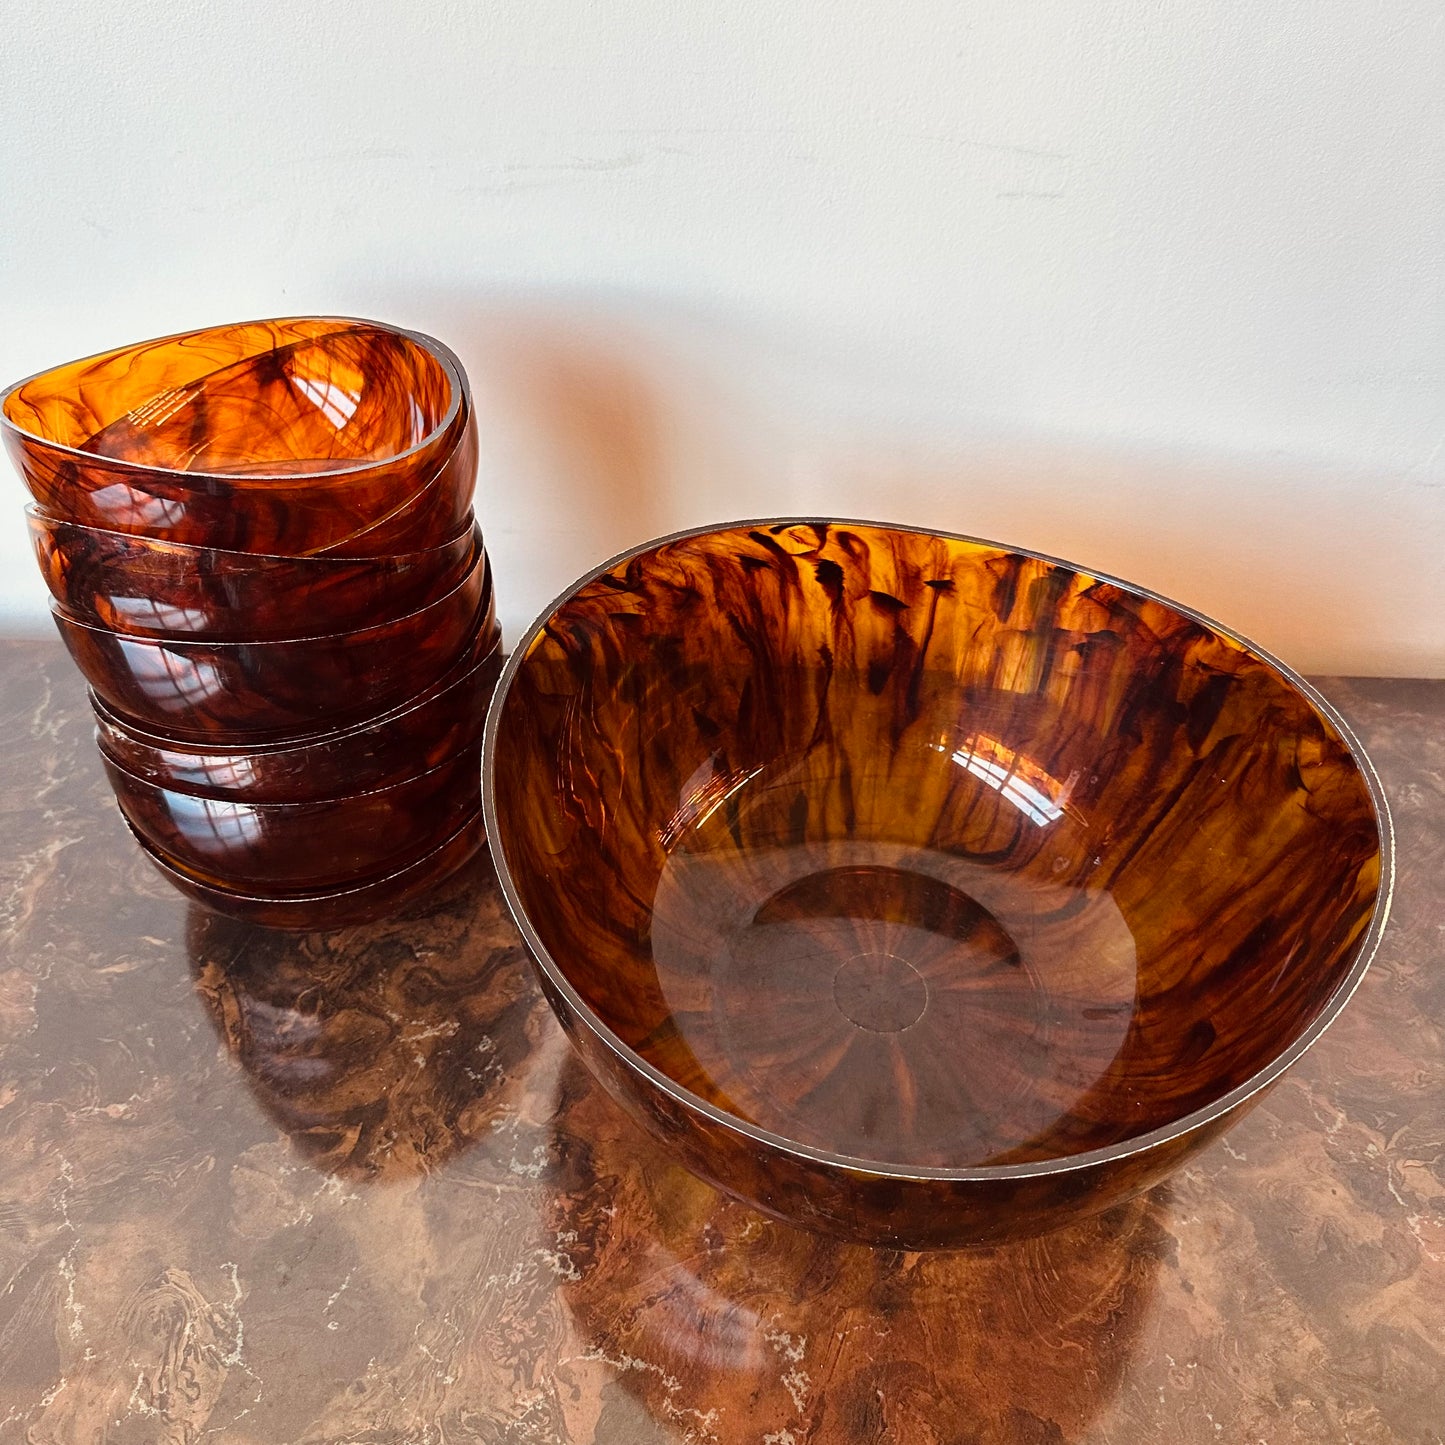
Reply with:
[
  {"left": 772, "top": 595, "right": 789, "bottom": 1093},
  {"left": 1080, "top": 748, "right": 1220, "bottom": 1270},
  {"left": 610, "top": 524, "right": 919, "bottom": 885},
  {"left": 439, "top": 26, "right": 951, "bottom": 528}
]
[
  {"left": 129, "top": 808, "right": 485, "bottom": 930},
  {"left": 484, "top": 518, "right": 1392, "bottom": 1248},
  {"left": 29, "top": 508, "right": 479, "bottom": 639},
  {"left": 3, "top": 317, "right": 476, "bottom": 555},
  {"left": 93, "top": 624, "right": 502, "bottom": 801},
  {"left": 104, "top": 740, "right": 483, "bottom": 893},
  {"left": 57, "top": 544, "right": 493, "bottom": 740}
]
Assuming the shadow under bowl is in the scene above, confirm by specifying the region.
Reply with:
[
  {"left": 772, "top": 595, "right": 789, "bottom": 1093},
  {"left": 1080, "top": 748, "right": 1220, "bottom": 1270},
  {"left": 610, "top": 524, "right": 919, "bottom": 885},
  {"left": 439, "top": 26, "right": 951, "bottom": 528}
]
[
  {"left": 3, "top": 317, "right": 476, "bottom": 555},
  {"left": 56, "top": 542, "right": 494, "bottom": 740},
  {"left": 127, "top": 808, "right": 486, "bottom": 930},
  {"left": 482, "top": 517, "right": 1392, "bottom": 1248},
  {"left": 92, "top": 623, "right": 502, "bottom": 801},
  {"left": 29, "top": 507, "right": 481, "bottom": 640}
]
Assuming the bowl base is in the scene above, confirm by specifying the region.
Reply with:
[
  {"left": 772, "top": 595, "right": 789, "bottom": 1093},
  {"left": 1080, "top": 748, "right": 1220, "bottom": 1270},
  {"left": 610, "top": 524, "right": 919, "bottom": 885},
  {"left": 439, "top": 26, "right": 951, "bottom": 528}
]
[{"left": 648, "top": 753, "right": 1142, "bottom": 1169}]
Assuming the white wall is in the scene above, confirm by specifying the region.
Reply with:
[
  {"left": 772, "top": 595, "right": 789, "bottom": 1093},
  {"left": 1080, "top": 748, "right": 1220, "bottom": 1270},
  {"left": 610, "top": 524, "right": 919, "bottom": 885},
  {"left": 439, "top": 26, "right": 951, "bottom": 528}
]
[{"left": 3, "top": 0, "right": 1441, "bottom": 675}]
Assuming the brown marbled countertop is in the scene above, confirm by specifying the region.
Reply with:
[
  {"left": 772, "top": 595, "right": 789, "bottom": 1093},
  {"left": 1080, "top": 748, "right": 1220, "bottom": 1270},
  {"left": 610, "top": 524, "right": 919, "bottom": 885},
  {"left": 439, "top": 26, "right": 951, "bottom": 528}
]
[{"left": 0, "top": 637, "right": 1440, "bottom": 1444}]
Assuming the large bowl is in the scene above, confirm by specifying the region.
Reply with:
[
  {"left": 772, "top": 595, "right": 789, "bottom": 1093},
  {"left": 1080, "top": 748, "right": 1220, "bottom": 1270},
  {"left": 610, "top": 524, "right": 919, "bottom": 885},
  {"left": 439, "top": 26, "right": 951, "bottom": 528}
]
[
  {"left": 28, "top": 508, "right": 480, "bottom": 639},
  {"left": 128, "top": 808, "right": 486, "bottom": 930},
  {"left": 92, "top": 623, "right": 502, "bottom": 801},
  {"left": 103, "top": 741, "right": 483, "bottom": 893},
  {"left": 483, "top": 519, "right": 1392, "bottom": 1248},
  {"left": 2, "top": 317, "right": 477, "bottom": 555},
  {"left": 56, "top": 544, "right": 493, "bottom": 740}
]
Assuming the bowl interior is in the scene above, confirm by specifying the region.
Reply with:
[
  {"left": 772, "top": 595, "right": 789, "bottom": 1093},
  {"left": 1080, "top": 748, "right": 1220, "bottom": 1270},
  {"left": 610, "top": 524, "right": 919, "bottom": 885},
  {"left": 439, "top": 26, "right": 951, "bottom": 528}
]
[
  {"left": 489, "top": 521, "right": 1385, "bottom": 1172},
  {"left": 3, "top": 318, "right": 455, "bottom": 476}
]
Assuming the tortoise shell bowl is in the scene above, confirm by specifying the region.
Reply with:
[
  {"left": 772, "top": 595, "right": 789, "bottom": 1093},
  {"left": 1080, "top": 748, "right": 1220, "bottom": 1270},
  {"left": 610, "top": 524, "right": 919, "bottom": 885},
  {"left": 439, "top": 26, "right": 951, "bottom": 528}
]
[
  {"left": 483, "top": 519, "right": 1392, "bottom": 1249},
  {"left": 2, "top": 317, "right": 476, "bottom": 555},
  {"left": 27, "top": 508, "right": 480, "bottom": 640},
  {"left": 53, "top": 543, "right": 493, "bottom": 740},
  {"left": 125, "top": 808, "right": 486, "bottom": 931},
  {"left": 101, "top": 743, "right": 484, "bottom": 894},
  {"left": 91, "top": 620, "right": 502, "bottom": 802}
]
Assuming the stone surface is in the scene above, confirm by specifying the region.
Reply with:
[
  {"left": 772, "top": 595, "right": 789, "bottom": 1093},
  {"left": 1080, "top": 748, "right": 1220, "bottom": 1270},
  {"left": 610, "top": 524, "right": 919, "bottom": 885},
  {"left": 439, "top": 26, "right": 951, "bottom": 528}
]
[{"left": 0, "top": 637, "right": 1440, "bottom": 1444}]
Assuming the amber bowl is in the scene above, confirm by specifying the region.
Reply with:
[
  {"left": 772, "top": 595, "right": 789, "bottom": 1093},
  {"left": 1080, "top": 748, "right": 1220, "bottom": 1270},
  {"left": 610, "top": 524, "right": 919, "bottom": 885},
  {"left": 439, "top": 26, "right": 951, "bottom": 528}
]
[
  {"left": 102, "top": 741, "right": 482, "bottom": 892},
  {"left": 55, "top": 546, "right": 493, "bottom": 740},
  {"left": 28, "top": 508, "right": 480, "bottom": 640},
  {"left": 93, "top": 625, "right": 502, "bottom": 802},
  {"left": 483, "top": 519, "right": 1392, "bottom": 1249},
  {"left": 2, "top": 317, "right": 477, "bottom": 556},
  {"left": 127, "top": 808, "right": 486, "bottom": 930}
]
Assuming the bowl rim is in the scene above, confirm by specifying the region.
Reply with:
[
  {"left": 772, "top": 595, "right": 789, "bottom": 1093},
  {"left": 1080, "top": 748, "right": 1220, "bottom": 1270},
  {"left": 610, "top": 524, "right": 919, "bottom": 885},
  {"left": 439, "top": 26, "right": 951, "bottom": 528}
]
[
  {"left": 50, "top": 535, "right": 489, "bottom": 649},
  {"left": 125, "top": 806, "right": 484, "bottom": 905},
  {"left": 1, "top": 316, "right": 467, "bottom": 486},
  {"left": 24, "top": 502, "right": 479, "bottom": 567},
  {"left": 99, "top": 721, "right": 483, "bottom": 808},
  {"left": 481, "top": 514, "right": 1396, "bottom": 1184},
  {"left": 88, "top": 626, "right": 501, "bottom": 756}
]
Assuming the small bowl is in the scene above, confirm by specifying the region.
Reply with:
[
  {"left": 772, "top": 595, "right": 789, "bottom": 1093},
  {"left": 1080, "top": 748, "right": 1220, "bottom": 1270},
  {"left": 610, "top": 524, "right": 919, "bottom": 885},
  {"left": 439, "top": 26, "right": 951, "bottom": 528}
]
[
  {"left": 56, "top": 543, "right": 493, "bottom": 740},
  {"left": 3, "top": 317, "right": 476, "bottom": 555},
  {"left": 103, "top": 740, "right": 483, "bottom": 892},
  {"left": 28, "top": 508, "right": 480, "bottom": 639},
  {"left": 483, "top": 518, "right": 1392, "bottom": 1248},
  {"left": 128, "top": 808, "right": 486, "bottom": 930},
  {"left": 93, "top": 623, "right": 502, "bottom": 801}
]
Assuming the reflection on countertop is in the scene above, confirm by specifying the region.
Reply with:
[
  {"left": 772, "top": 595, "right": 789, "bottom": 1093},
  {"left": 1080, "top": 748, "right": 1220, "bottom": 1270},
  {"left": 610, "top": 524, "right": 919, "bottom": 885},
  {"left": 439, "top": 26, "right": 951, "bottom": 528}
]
[{"left": 0, "top": 638, "right": 1441, "bottom": 1443}]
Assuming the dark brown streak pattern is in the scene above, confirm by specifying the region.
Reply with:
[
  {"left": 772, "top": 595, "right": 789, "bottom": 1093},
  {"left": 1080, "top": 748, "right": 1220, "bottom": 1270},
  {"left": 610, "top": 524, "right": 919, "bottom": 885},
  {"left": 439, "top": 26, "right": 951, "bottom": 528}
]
[
  {"left": 487, "top": 522, "right": 1385, "bottom": 1246},
  {"left": 54, "top": 550, "right": 495, "bottom": 741},
  {"left": 27, "top": 511, "right": 481, "bottom": 641},
  {"left": 0, "top": 641, "right": 1439, "bottom": 1441},
  {"left": 3, "top": 318, "right": 477, "bottom": 556},
  {"left": 90, "top": 629, "right": 503, "bottom": 802}
]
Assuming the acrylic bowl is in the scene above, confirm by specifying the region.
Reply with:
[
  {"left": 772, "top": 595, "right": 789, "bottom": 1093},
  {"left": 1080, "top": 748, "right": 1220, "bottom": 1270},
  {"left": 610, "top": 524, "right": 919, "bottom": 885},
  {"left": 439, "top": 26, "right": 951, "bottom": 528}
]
[
  {"left": 127, "top": 808, "right": 486, "bottom": 930},
  {"left": 54, "top": 545, "right": 493, "bottom": 740},
  {"left": 102, "top": 741, "right": 483, "bottom": 893},
  {"left": 92, "top": 622, "right": 502, "bottom": 801},
  {"left": 28, "top": 508, "right": 480, "bottom": 640},
  {"left": 2, "top": 317, "right": 477, "bottom": 555},
  {"left": 483, "top": 519, "right": 1392, "bottom": 1248}
]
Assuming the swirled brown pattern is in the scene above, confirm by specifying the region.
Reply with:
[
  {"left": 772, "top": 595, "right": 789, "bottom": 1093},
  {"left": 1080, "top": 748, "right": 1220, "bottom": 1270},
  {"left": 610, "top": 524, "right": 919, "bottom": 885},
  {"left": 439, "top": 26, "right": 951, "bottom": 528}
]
[
  {"left": 91, "top": 626, "right": 503, "bottom": 801},
  {"left": 54, "top": 546, "right": 495, "bottom": 740},
  {"left": 486, "top": 520, "right": 1388, "bottom": 1246},
  {"left": 126, "top": 807, "right": 487, "bottom": 929},
  {"left": 101, "top": 745, "right": 485, "bottom": 893},
  {"left": 2, "top": 318, "right": 476, "bottom": 555},
  {"left": 27, "top": 510, "right": 479, "bottom": 640}
]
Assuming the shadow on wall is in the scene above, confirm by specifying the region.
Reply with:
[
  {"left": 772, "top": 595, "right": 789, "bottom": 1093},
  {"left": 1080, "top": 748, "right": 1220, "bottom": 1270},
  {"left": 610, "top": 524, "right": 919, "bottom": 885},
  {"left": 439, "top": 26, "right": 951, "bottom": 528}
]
[
  {"left": 375, "top": 287, "right": 1439, "bottom": 675},
  {"left": 475, "top": 313, "right": 671, "bottom": 556},
  {"left": 420, "top": 298, "right": 772, "bottom": 626}
]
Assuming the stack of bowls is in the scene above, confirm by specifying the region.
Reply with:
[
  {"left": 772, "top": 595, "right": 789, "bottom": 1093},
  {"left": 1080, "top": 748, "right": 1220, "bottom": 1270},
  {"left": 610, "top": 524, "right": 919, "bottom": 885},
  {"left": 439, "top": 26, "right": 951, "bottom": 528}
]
[{"left": 3, "top": 317, "right": 500, "bottom": 926}]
